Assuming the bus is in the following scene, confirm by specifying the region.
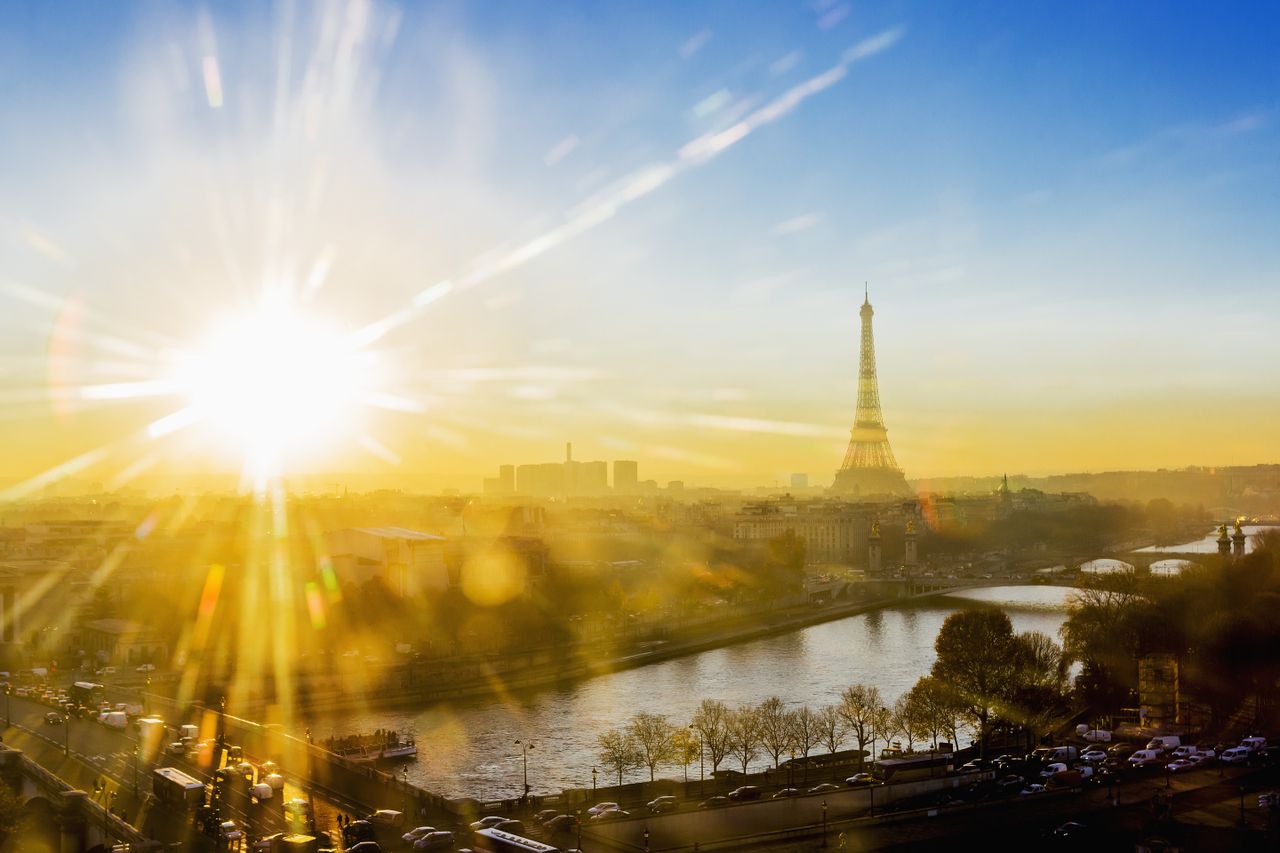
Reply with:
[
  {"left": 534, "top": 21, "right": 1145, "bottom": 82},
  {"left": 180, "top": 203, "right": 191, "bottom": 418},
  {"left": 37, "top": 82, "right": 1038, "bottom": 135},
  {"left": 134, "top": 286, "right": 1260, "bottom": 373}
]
[
  {"left": 872, "top": 751, "right": 954, "bottom": 784},
  {"left": 471, "top": 828, "right": 560, "bottom": 853},
  {"left": 68, "top": 681, "right": 104, "bottom": 707},
  {"left": 152, "top": 767, "right": 206, "bottom": 808}
]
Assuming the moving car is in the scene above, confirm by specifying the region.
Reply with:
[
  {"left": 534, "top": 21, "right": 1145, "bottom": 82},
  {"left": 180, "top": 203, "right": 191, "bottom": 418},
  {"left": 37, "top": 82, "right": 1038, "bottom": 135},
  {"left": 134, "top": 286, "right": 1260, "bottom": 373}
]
[
  {"left": 647, "top": 795, "right": 678, "bottom": 813},
  {"left": 44, "top": 711, "right": 63, "bottom": 725},
  {"left": 727, "top": 785, "right": 762, "bottom": 801},
  {"left": 590, "top": 809, "right": 630, "bottom": 822},
  {"left": 772, "top": 788, "right": 800, "bottom": 798},
  {"left": 545, "top": 815, "right": 577, "bottom": 833},
  {"left": 1165, "top": 759, "right": 1196, "bottom": 773},
  {"left": 808, "top": 783, "right": 840, "bottom": 794},
  {"left": 846, "top": 773, "right": 875, "bottom": 787},
  {"left": 469, "top": 816, "right": 508, "bottom": 831},
  {"left": 586, "top": 802, "right": 619, "bottom": 817},
  {"left": 698, "top": 796, "right": 730, "bottom": 809},
  {"left": 534, "top": 809, "right": 560, "bottom": 824}
]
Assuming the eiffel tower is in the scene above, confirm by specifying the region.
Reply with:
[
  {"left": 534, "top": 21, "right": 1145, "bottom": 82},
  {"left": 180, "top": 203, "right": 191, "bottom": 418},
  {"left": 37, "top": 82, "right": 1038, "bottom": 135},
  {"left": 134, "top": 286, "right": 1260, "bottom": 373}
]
[{"left": 832, "top": 287, "right": 911, "bottom": 497}]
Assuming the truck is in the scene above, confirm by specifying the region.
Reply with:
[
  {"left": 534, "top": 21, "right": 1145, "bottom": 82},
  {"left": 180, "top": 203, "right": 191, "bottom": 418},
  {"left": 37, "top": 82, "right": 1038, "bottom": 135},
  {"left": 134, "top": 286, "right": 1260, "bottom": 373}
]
[
  {"left": 152, "top": 767, "right": 205, "bottom": 808},
  {"left": 137, "top": 717, "right": 168, "bottom": 759}
]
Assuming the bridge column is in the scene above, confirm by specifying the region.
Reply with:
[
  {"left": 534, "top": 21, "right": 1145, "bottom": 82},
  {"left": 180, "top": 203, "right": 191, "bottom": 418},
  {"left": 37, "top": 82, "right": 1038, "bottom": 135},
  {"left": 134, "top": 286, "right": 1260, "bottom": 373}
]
[{"left": 58, "top": 790, "right": 88, "bottom": 853}]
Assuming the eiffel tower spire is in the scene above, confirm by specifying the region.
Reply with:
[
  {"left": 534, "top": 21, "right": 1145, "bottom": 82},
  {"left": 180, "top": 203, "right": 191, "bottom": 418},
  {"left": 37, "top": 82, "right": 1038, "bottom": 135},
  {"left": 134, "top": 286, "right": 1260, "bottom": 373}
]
[{"left": 833, "top": 287, "right": 910, "bottom": 497}]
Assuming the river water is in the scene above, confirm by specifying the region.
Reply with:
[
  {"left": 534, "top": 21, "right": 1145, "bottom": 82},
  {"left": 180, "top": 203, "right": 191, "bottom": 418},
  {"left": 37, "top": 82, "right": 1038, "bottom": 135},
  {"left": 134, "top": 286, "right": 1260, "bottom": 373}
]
[
  {"left": 1134, "top": 524, "right": 1278, "bottom": 555},
  {"left": 311, "top": 585, "right": 1073, "bottom": 799}
]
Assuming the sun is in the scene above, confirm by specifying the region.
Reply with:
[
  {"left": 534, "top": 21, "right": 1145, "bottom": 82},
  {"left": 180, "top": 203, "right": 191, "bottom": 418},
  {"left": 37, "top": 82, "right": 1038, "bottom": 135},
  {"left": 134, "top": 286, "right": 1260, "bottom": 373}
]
[{"left": 172, "top": 298, "right": 370, "bottom": 483}]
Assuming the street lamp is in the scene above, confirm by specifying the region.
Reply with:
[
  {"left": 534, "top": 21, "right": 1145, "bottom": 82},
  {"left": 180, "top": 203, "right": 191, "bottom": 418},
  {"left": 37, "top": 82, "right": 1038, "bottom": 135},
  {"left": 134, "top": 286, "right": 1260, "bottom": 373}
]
[
  {"left": 592, "top": 766, "right": 597, "bottom": 794},
  {"left": 691, "top": 725, "right": 704, "bottom": 797},
  {"left": 144, "top": 676, "right": 150, "bottom": 716},
  {"left": 821, "top": 800, "right": 828, "bottom": 848},
  {"left": 4, "top": 684, "right": 10, "bottom": 728},
  {"left": 64, "top": 713, "right": 70, "bottom": 756},
  {"left": 576, "top": 810, "right": 582, "bottom": 850},
  {"left": 1239, "top": 785, "right": 1246, "bottom": 826},
  {"left": 515, "top": 739, "right": 534, "bottom": 800},
  {"left": 644, "top": 825, "right": 650, "bottom": 853}
]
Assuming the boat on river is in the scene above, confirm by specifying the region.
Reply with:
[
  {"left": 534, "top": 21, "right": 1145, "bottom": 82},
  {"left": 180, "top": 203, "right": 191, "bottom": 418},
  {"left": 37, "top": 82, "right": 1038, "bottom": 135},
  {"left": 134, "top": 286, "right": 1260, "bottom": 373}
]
[{"left": 321, "top": 729, "right": 417, "bottom": 763}]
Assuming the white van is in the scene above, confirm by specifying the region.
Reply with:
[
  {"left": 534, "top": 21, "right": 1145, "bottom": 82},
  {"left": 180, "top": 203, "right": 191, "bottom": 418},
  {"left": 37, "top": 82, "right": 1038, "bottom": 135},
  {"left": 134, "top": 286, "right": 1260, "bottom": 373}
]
[
  {"left": 1169, "top": 745, "right": 1198, "bottom": 760},
  {"left": 98, "top": 711, "right": 128, "bottom": 729},
  {"left": 1146, "top": 735, "right": 1181, "bottom": 752},
  {"left": 1220, "top": 746, "right": 1252, "bottom": 764},
  {"left": 1240, "top": 736, "right": 1267, "bottom": 752},
  {"left": 1129, "top": 749, "right": 1163, "bottom": 767}
]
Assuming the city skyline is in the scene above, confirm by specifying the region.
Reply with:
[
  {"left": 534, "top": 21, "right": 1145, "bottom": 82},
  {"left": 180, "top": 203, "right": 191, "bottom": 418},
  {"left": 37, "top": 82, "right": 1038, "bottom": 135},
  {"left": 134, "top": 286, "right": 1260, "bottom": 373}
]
[{"left": 2, "top": 1, "right": 1279, "bottom": 496}]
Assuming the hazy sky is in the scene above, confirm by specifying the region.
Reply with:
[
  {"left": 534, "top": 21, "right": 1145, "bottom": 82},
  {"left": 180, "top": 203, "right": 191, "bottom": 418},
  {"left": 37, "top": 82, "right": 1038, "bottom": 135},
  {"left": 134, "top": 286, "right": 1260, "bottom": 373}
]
[{"left": 1, "top": 1, "right": 1278, "bottom": 492}]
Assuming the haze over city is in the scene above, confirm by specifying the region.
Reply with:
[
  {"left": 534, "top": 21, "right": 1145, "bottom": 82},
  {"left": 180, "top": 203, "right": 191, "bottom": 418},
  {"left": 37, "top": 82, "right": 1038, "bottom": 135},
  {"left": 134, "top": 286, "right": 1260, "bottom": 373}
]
[{"left": 3, "top": 1, "right": 1278, "bottom": 496}]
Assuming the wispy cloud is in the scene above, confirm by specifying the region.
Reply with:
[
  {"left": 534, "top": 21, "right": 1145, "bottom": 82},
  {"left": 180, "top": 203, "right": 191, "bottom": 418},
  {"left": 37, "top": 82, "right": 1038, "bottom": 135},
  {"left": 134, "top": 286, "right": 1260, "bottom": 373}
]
[
  {"left": 543, "top": 134, "right": 579, "bottom": 166},
  {"left": 773, "top": 212, "right": 822, "bottom": 236},
  {"left": 843, "top": 26, "right": 906, "bottom": 63},
  {"left": 680, "top": 29, "right": 713, "bottom": 59}
]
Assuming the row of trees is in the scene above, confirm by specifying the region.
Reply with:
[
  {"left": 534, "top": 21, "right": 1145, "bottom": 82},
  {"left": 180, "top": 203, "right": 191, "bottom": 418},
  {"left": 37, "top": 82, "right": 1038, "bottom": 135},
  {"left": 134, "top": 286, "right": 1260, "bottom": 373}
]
[{"left": 594, "top": 607, "right": 1074, "bottom": 787}]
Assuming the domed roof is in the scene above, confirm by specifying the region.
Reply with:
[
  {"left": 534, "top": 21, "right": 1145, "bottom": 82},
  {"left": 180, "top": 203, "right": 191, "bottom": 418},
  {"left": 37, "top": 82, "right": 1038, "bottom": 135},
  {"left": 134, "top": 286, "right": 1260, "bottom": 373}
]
[{"left": 1079, "top": 558, "right": 1134, "bottom": 574}]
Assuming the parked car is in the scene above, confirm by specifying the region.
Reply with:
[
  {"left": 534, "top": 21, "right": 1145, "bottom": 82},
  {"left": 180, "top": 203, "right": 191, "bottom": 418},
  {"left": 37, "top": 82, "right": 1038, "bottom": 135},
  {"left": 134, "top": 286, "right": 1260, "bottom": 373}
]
[
  {"left": 412, "top": 832, "right": 453, "bottom": 851},
  {"left": 586, "top": 803, "right": 619, "bottom": 817},
  {"left": 1019, "top": 784, "right": 1046, "bottom": 795},
  {"left": 727, "top": 786, "right": 762, "bottom": 801},
  {"left": 1107, "top": 743, "right": 1137, "bottom": 759},
  {"left": 1166, "top": 759, "right": 1196, "bottom": 773},
  {"left": 698, "top": 796, "right": 730, "bottom": 809},
  {"left": 647, "top": 795, "right": 678, "bottom": 813},
  {"left": 1081, "top": 748, "right": 1108, "bottom": 763},
  {"left": 1083, "top": 729, "right": 1112, "bottom": 743},
  {"left": 345, "top": 843, "right": 381, "bottom": 853},
  {"left": 401, "top": 827, "right": 436, "bottom": 844},
  {"left": 135, "top": 664, "right": 156, "bottom": 672}
]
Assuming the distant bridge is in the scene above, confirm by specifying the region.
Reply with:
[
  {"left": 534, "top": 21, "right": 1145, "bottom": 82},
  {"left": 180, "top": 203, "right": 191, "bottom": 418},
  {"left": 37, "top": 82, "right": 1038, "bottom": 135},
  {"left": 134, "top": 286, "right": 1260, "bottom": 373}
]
[{"left": 0, "top": 745, "right": 153, "bottom": 853}]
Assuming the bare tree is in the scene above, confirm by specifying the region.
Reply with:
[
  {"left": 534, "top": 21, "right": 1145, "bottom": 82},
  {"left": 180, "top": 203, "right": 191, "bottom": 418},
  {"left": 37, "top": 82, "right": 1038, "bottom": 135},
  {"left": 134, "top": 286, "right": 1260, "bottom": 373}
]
[
  {"left": 597, "top": 728, "right": 641, "bottom": 787},
  {"left": 789, "top": 706, "right": 822, "bottom": 760},
  {"left": 626, "top": 712, "right": 676, "bottom": 782},
  {"left": 670, "top": 727, "right": 700, "bottom": 783},
  {"left": 727, "top": 704, "right": 763, "bottom": 775},
  {"left": 691, "top": 698, "right": 733, "bottom": 773},
  {"left": 816, "top": 704, "right": 847, "bottom": 755},
  {"left": 838, "top": 683, "right": 885, "bottom": 764},
  {"left": 888, "top": 693, "right": 925, "bottom": 753},
  {"left": 756, "top": 696, "right": 795, "bottom": 768},
  {"left": 906, "top": 676, "right": 959, "bottom": 751}
]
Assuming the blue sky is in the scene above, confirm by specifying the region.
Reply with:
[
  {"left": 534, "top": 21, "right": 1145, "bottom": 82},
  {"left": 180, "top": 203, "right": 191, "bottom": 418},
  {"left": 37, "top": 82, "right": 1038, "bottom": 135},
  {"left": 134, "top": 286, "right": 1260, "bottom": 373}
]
[{"left": 1, "top": 1, "right": 1278, "bottom": 489}]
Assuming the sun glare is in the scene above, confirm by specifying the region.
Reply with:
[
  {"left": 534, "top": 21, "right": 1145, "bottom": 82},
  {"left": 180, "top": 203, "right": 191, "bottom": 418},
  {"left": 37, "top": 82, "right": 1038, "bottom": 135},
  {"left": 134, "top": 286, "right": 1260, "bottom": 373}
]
[{"left": 173, "top": 300, "right": 369, "bottom": 480}]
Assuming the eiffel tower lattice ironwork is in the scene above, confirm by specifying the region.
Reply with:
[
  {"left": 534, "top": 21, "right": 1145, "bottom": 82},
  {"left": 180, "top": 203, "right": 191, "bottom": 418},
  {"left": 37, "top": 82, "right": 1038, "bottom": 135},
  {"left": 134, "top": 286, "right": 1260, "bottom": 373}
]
[{"left": 832, "top": 286, "right": 910, "bottom": 496}]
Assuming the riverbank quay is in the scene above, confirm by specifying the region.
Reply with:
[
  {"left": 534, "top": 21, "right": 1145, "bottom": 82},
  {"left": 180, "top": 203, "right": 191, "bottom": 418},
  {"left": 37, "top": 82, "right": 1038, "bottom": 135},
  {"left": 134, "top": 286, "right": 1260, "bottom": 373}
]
[{"left": 581, "top": 764, "right": 1279, "bottom": 852}]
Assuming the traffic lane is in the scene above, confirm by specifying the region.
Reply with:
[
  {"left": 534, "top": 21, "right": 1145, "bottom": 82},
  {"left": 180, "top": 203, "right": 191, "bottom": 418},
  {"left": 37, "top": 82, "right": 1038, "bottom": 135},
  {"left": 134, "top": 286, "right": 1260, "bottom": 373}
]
[{"left": 5, "top": 695, "right": 285, "bottom": 839}]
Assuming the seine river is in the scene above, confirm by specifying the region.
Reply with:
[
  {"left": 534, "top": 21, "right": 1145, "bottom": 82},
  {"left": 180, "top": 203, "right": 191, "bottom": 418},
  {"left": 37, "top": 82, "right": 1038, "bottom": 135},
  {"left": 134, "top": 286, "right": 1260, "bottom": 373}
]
[{"left": 314, "top": 585, "right": 1074, "bottom": 799}]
